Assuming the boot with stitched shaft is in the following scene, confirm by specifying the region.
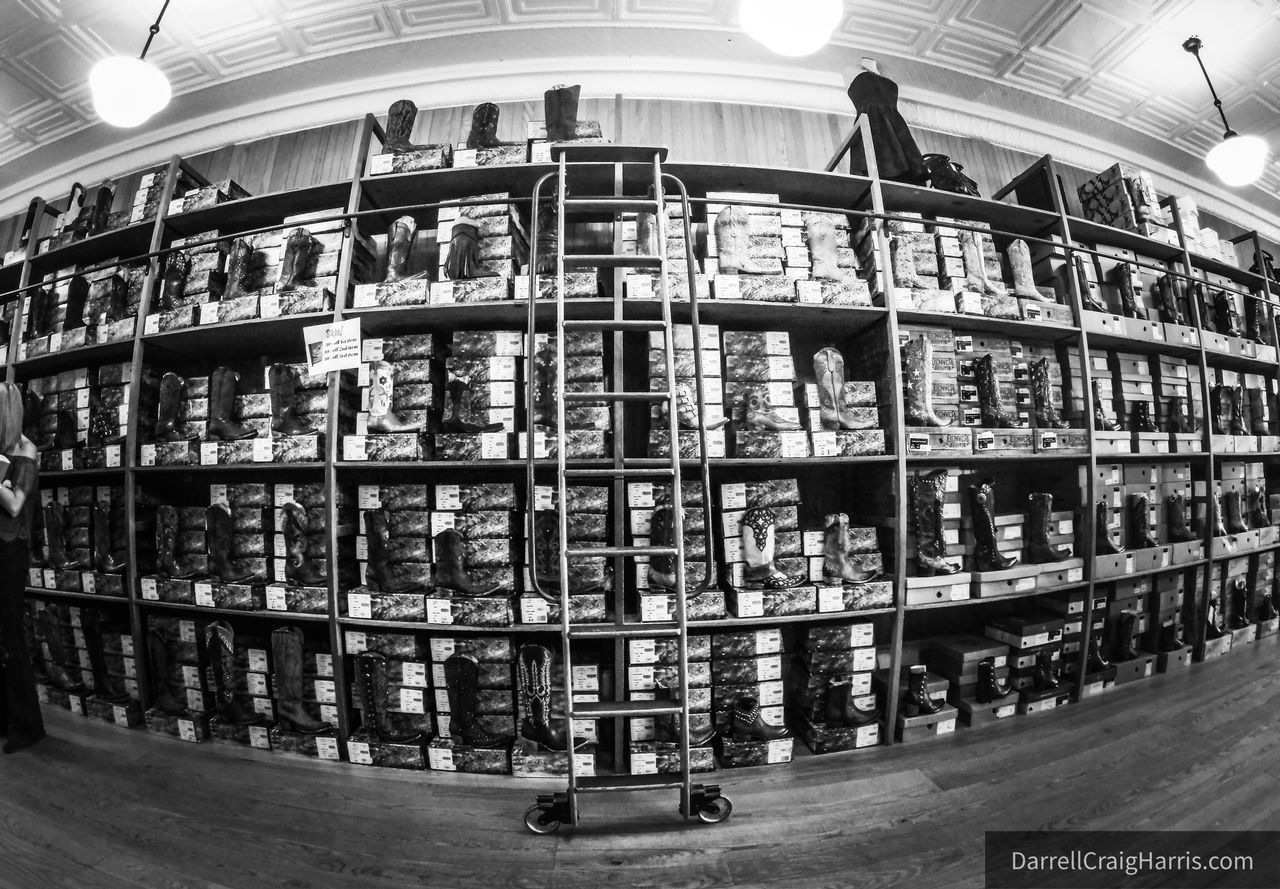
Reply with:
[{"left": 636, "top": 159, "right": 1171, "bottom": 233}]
[
  {"left": 813, "top": 346, "right": 856, "bottom": 431},
  {"left": 160, "top": 252, "right": 190, "bottom": 311},
  {"left": 278, "top": 228, "right": 319, "bottom": 292},
  {"left": 822, "top": 512, "right": 879, "bottom": 585},
  {"left": 969, "top": 478, "right": 1020, "bottom": 571},
  {"left": 1155, "top": 275, "right": 1185, "bottom": 325},
  {"left": 912, "top": 470, "right": 960, "bottom": 576},
  {"left": 444, "top": 218, "right": 500, "bottom": 280},
  {"left": 902, "top": 336, "right": 950, "bottom": 427},
  {"left": 205, "top": 621, "right": 264, "bottom": 725},
  {"left": 271, "top": 626, "right": 333, "bottom": 733},
  {"left": 743, "top": 388, "right": 802, "bottom": 431},
  {"left": 1165, "top": 492, "right": 1195, "bottom": 542},
  {"left": 223, "top": 238, "right": 254, "bottom": 302},
  {"left": 445, "top": 653, "right": 512, "bottom": 748},
  {"left": 282, "top": 502, "right": 327, "bottom": 587},
  {"left": 366, "top": 360, "right": 421, "bottom": 434},
  {"left": 206, "top": 367, "right": 256, "bottom": 441},
  {"left": 805, "top": 216, "right": 850, "bottom": 282},
  {"left": 382, "top": 216, "right": 419, "bottom": 283},
  {"left": 206, "top": 504, "right": 256, "bottom": 583},
  {"left": 1093, "top": 379, "right": 1119, "bottom": 432},
  {"left": 442, "top": 379, "right": 504, "bottom": 434},
  {"left": 268, "top": 364, "right": 314, "bottom": 436},
  {"left": 741, "top": 507, "right": 805, "bottom": 589},
  {"left": 1131, "top": 402, "right": 1157, "bottom": 433},
  {"left": 1111, "top": 262, "right": 1147, "bottom": 320},
  {"left": 1215, "top": 290, "right": 1243, "bottom": 338},
  {"left": 975, "top": 353, "right": 1022, "bottom": 428},
  {"left": 1096, "top": 500, "right": 1124, "bottom": 555},
  {"left": 466, "top": 102, "right": 503, "bottom": 150},
  {"left": 357, "top": 651, "right": 421, "bottom": 743},
  {"left": 1074, "top": 254, "right": 1107, "bottom": 312},
  {"left": 1008, "top": 239, "right": 1047, "bottom": 300},
  {"left": 155, "top": 504, "right": 199, "bottom": 579},
  {"left": 891, "top": 234, "right": 924, "bottom": 289},
  {"left": 432, "top": 529, "right": 499, "bottom": 596},
  {"left": 516, "top": 644, "right": 570, "bottom": 751},
  {"left": 715, "top": 206, "right": 768, "bottom": 275},
  {"left": 1027, "top": 493, "right": 1071, "bottom": 562},
  {"left": 1128, "top": 493, "right": 1158, "bottom": 548},
  {"left": 960, "top": 229, "right": 1002, "bottom": 295},
  {"left": 1030, "top": 358, "right": 1068, "bottom": 429}
]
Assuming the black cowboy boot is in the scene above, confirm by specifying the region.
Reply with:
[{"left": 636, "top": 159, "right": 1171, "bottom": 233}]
[
  {"left": 466, "top": 102, "right": 503, "bottom": 149},
  {"left": 824, "top": 679, "right": 880, "bottom": 726},
  {"left": 148, "top": 628, "right": 187, "bottom": 714},
  {"left": 1092, "top": 379, "right": 1119, "bottom": 431},
  {"left": 382, "top": 216, "right": 419, "bottom": 283},
  {"left": 153, "top": 372, "right": 195, "bottom": 443},
  {"left": 206, "top": 367, "right": 257, "bottom": 441},
  {"left": 730, "top": 696, "right": 790, "bottom": 740},
  {"left": 1229, "top": 580, "right": 1252, "bottom": 630},
  {"left": 1215, "top": 290, "right": 1244, "bottom": 337},
  {"left": 911, "top": 470, "right": 960, "bottom": 575},
  {"left": 432, "top": 529, "right": 497, "bottom": 596},
  {"left": 205, "top": 621, "right": 264, "bottom": 725},
  {"left": 357, "top": 651, "right": 422, "bottom": 743},
  {"left": 969, "top": 478, "right": 1020, "bottom": 571},
  {"left": 543, "top": 84, "right": 580, "bottom": 142},
  {"left": 1074, "top": 254, "right": 1107, "bottom": 312},
  {"left": 283, "top": 502, "right": 327, "bottom": 586},
  {"left": 442, "top": 380, "right": 504, "bottom": 434},
  {"left": 268, "top": 364, "right": 314, "bottom": 436},
  {"left": 1110, "top": 262, "right": 1147, "bottom": 320},
  {"left": 444, "top": 218, "right": 499, "bottom": 280},
  {"left": 1096, "top": 500, "right": 1124, "bottom": 555},
  {"left": 53, "top": 410, "right": 78, "bottom": 450},
  {"left": 206, "top": 504, "right": 256, "bottom": 583},
  {"left": 1027, "top": 493, "right": 1071, "bottom": 562},
  {"left": 975, "top": 353, "right": 1022, "bottom": 428},
  {"left": 363, "top": 510, "right": 421, "bottom": 593},
  {"left": 1128, "top": 493, "right": 1158, "bottom": 548},
  {"left": 1033, "top": 649, "right": 1060, "bottom": 689},
  {"left": 223, "top": 238, "right": 254, "bottom": 301},
  {"left": 159, "top": 252, "right": 190, "bottom": 311},
  {"left": 80, "top": 609, "right": 129, "bottom": 704},
  {"left": 516, "top": 644, "right": 569, "bottom": 751},
  {"left": 1154, "top": 275, "right": 1185, "bottom": 325},
  {"left": 92, "top": 503, "right": 125, "bottom": 573},
  {"left": 445, "top": 653, "right": 512, "bottom": 748},
  {"left": 155, "top": 504, "right": 198, "bottom": 579},
  {"left": 1157, "top": 621, "right": 1185, "bottom": 652},
  {"left": 1165, "top": 492, "right": 1196, "bottom": 542},
  {"left": 1030, "top": 358, "right": 1068, "bottom": 428},
  {"left": 1113, "top": 612, "right": 1140, "bottom": 661},
  {"left": 278, "top": 228, "right": 319, "bottom": 292},
  {"left": 648, "top": 505, "right": 678, "bottom": 591},
  {"left": 271, "top": 626, "right": 333, "bottom": 733},
  {"left": 383, "top": 99, "right": 430, "bottom": 153},
  {"left": 922, "top": 153, "right": 980, "bottom": 196},
  {"left": 38, "top": 605, "right": 84, "bottom": 692}
]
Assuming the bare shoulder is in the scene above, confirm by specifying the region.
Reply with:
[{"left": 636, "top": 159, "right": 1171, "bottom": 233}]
[{"left": 17, "top": 436, "right": 37, "bottom": 459}]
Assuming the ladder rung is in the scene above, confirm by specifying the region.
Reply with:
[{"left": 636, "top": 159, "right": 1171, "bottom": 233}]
[
  {"left": 563, "top": 197, "right": 660, "bottom": 213},
  {"left": 562, "top": 319, "right": 667, "bottom": 332},
  {"left": 572, "top": 700, "right": 680, "bottom": 719},
  {"left": 565, "top": 545, "right": 677, "bottom": 559},
  {"left": 563, "top": 467, "right": 675, "bottom": 479},
  {"left": 568, "top": 623, "right": 680, "bottom": 639},
  {"left": 576, "top": 773, "right": 684, "bottom": 793},
  {"left": 563, "top": 254, "right": 663, "bottom": 269},
  {"left": 563, "top": 390, "right": 668, "bottom": 403}
]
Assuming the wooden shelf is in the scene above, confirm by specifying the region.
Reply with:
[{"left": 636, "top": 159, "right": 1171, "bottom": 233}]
[
  {"left": 138, "top": 599, "right": 332, "bottom": 621},
  {"left": 13, "top": 337, "right": 135, "bottom": 376},
  {"left": 162, "top": 181, "right": 352, "bottom": 241},
  {"left": 29, "top": 219, "right": 155, "bottom": 272},
  {"left": 25, "top": 587, "right": 130, "bottom": 605}
]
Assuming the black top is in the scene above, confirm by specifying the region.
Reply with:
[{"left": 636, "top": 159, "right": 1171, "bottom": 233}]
[
  {"left": 847, "top": 71, "right": 928, "bottom": 185},
  {"left": 0, "top": 455, "right": 37, "bottom": 542}
]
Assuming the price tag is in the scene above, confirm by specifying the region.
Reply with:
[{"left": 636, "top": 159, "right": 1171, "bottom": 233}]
[
  {"left": 934, "top": 719, "right": 956, "bottom": 735},
  {"left": 629, "top": 717, "right": 656, "bottom": 741},
  {"left": 348, "top": 593, "right": 372, "bottom": 619},
  {"left": 480, "top": 432, "right": 508, "bottom": 460},
  {"left": 259, "top": 294, "right": 281, "bottom": 318},
  {"left": 140, "top": 577, "right": 158, "bottom": 600},
  {"left": 193, "top": 582, "right": 214, "bottom": 608},
  {"left": 628, "top": 639, "right": 656, "bottom": 664},
  {"left": 520, "top": 597, "right": 549, "bottom": 623},
  {"left": 266, "top": 586, "right": 288, "bottom": 610},
  {"left": 28, "top": 567, "right": 42, "bottom": 587},
  {"left": 55, "top": 449, "right": 73, "bottom": 471},
  {"left": 248, "top": 725, "right": 271, "bottom": 749},
  {"left": 766, "top": 738, "right": 792, "bottom": 763},
  {"left": 80, "top": 572, "right": 95, "bottom": 594},
  {"left": 399, "top": 688, "right": 425, "bottom": 713},
  {"left": 112, "top": 705, "right": 131, "bottom": 726},
  {"left": 400, "top": 662, "right": 428, "bottom": 688},
  {"left": 347, "top": 740, "right": 373, "bottom": 765},
  {"left": 734, "top": 590, "right": 764, "bottom": 618},
  {"left": 630, "top": 751, "right": 658, "bottom": 774},
  {"left": 343, "top": 436, "right": 368, "bottom": 461},
  {"left": 907, "top": 433, "right": 931, "bottom": 454},
  {"left": 42, "top": 567, "right": 56, "bottom": 588},
  {"left": 252, "top": 438, "right": 273, "bottom": 462},
  {"left": 314, "top": 680, "right": 337, "bottom": 704},
  {"left": 428, "top": 746, "right": 456, "bottom": 770},
  {"left": 426, "top": 598, "right": 452, "bottom": 624},
  {"left": 756, "top": 657, "right": 782, "bottom": 682},
  {"left": 795, "top": 280, "right": 823, "bottom": 304},
  {"left": 198, "top": 302, "right": 219, "bottom": 325},
  {"left": 428, "top": 637, "right": 455, "bottom": 661},
  {"left": 99, "top": 443, "right": 121, "bottom": 468},
  {"left": 253, "top": 701, "right": 276, "bottom": 723},
  {"left": 430, "top": 512, "right": 456, "bottom": 536},
  {"left": 316, "top": 736, "right": 340, "bottom": 760},
  {"left": 627, "top": 666, "right": 656, "bottom": 690},
  {"left": 143, "top": 314, "right": 161, "bottom": 335},
  {"left": 817, "top": 585, "right": 845, "bottom": 613},
  {"left": 69, "top": 695, "right": 83, "bottom": 716},
  {"left": 430, "top": 281, "right": 455, "bottom": 304},
  {"left": 974, "top": 431, "right": 995, "bottom": 451},
  {"left": 200, "top": 442, "right": 219, "bottom": 465},
  {"left": 358, "top": 485, "right": 382, "bottom": 510},
  {"left": 811, "top": 431, "right": 838, "bottom": 457},
  {"left": 640, "top": 595, "right": 669, "bottom": 622},
  {"left": 178, "top": 719, "right": 197, "bottom": 742}
]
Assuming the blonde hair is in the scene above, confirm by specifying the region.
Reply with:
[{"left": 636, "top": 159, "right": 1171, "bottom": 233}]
[{"left": 0, "top": 382, "right": 25, "bottom": 455}]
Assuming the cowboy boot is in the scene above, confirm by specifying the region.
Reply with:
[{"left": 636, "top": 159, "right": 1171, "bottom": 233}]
[
  {"left": 1074, "top": 254, "right": 1107, "bottom": 312},
  {"left": 223, "top": 238, "right": 253, "bottom": 301},
  {"left": 969, "top": 478, "right": 1020, "bottom": 571},
  {"left": 1096, "top": 501, "right": 1124, "bottom": 555},
  {"left": 891, "top": 235, "right": 924, "bottom": 290},
  {"left": 1131, "top": 402, "right": 1157, "bottom": 433},
  {"left": 80, "top": 609, "right": 129, "bottom": 704},
  {"left": 28, "top": 287, "right": 53, "bottom": 338},
  {"left": 975, "top": 353, "right": 1022, "bottom": 428},
  {"left": 444, "top": 219, "right": 499, "bottom": 280},
  {"left": 1248, "top": 388, "right": 1269, "bottom": 435},
  {"left": 62, "top": 276, "right": 89, "bottom": 332},
  {"left": 87, "top": 179, "right": 115, "bottom": 236},
  {"left": 1246, "top": 294, "right": 1270, "bottom": 344},
  {"left": 22, "top": 387, "right": 46, "bottom": 452},
  {"left": 1258, "top": 593, "right": 1279, "bottom": 621},
  {"left": 960, "top": 229, "right": 1001, "bottom": 295},
  {"left": 383, "top": 216, "right": 418, "bottom": 283},
  {"left": 902, "top": 665, "right": 943, "bottom": 717},
  {"left": 383, "top": 99, "right": 425, "bottom": 153},
  {"left": 516, "top": 644, "right": 569, "bottom": 751},
  {"left": 1167, "top": 396, "right": 1192, "bottom": 434},
  {"left": 1166, "top": 492, "right": 1195, "bottom": 542},
  {"left": 1247, "top": 484, "right": 1270, "bottom": 528},
  {"left": 160, "top": 252, "right": 190, "bottom": 311},
  {"left": 1027, "top": 493, "right": 1071, "bottom": 562},
  {"left": 1030, "top": 358, "right": 1068, "bottom": 429},
  {"left": 902, "top": 336, "right": 951, "bottom": 427},
  {"left": 741, "top": 507, "right": 804, "bottom": 589},
  {"left": 206, "top": 504, "right": 256, "bottom": 583},
  {"left": 1189, "top": 283, "right": 1213, "bottom": 331},
  {"left": 839, "top": 383, "right": 876, "bottom": 429},
  {"left": 1008, "top": 239, "right": 1046, "bottom": 300},
  {"left": 433, "top": 529, "right": 497, "bottom": 596},
  {"left": 715, "top": 206, "right": 768, "bottom": 275},
  {"left": 268, "top": 364, "right": 314, "bottom": 437},
  {"left": 1224, "top": 489, "right": 1249, "bottom": 533},
  {"left": 443, "top": 379, "right": 504, "bottom": 434},
  {"left": 805, "top": 216, "right": 850, "bottom": 282},
  {"left": 466, "top": 102, "right": 503, "bottom": 149},
  {"left": 824, "top": 679, "right": 880, "bottom": 727},
  {"left": 1154, "top": 275, "right": 1185, "bottom": 325},
  {"left": 1215, "top": 290, "right": 1243, "bottom": 337},
  {"left": 823, "top": 512, "right": 879, "bottom": 585},
  {"left": 543, "top": 84, "right": 580, "bottom": 142},
  {"left": 1110, "top": 263, "right": 1147, "bottom": 320},
  {"left": 1204, "top": 602, "right": 1226, "bottom": 640},
  {"left": 367, "top": 360, "right": 421, "bottom": 433},
  {"left": 445, "top": 653, "right": 512, "bottom": 748},
  {"left": 357, "top": 651, "right": 422, "bottom": 743},
  {"left": 278, "top": 228, "right": 318, "bottom": 292},
  {"left": 90, "top": 395, "right": 125, "bottom": 447},
  {"left": 975, "top": 656, "right": 1015, "bottom": 704},
  {"left": 673, "top": 381, "right": 728, "bottom": 431},
  {"left": 54, "top": 410, "right": 78, "bottom": 450},
  {"left": 270, "top": 626, "right": 333, "bottom": 733},
  {"left": 731, "top": 696, "right": 790, "bottom": 740},
  {"left": 1092, "top": 379, "right": 1119, "bottom": 431},
  {"left": 37, "top": 606, "right": 84, "bottom": 693},
  {"left": 1212, "top": 492, "right": 1228, "bottom": 537},
  {"left": 363, "top": 510, "right": 421, "bottom": 594},
  {"left": 205, "top": 621, "right": 264, "bottom": 725},
  {"left": 655, "top": 679, "right": 717, "bottom": 745},
  {"left": 206, "top": 367, "right": 257, "bottom": 441},
  {"left": 1229, "top": 580, "right": 1251, "bottom": 630},
  {"left": 1033, "top": 649, "right": 1060, "bottom": 689},
  {"left": 648, "top": 506, "right": 678, "bottom": 591},
  {"left": 813, "top": 346, "right": 849, "bottom": 431},
  {"left": 148, "top": 628, "right": 186, "bottom": 714},
  {"left": 155, "top": 504, "right": 197, "bottom": 579},
  {"left": 1210, "top": 386, "right": 1231, "bottom": 435},
  {"left": 1086, "top": 634, "right": 1111, "bottom": 672},
  {"left": 283, "top": 502, "right": 327, "bottom": 586},
  {"left": 43, "top": 503, "right": 71, "bottom": 568},
  {"left": 535, "top": 199, "right": 559, "bottom": 276},
  {"left": 912, "top": 470, "right": 960, "bottom": 576},
  {"left": 1230, "top": 385, "right": 1247, "bottom": 435},
  {"left": 1128, "top": 493, "right": 1158, "bottom": 548},
  {"left": 152, "top": 372, "right": 195, "bottom": 443},
  {"left": 1158, "top": 621, "right": 1185, "bottom": 652},
  {"left": 742, "top": 388, "right": 801, "bottom": 431},
  {"left": 92, "top": 503, "right": 124, "bottom": 573}
]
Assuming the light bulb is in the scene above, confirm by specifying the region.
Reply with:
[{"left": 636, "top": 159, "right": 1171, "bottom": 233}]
[
  {"left": 1206, "top": 133, "right": 1268, "bottom": 187},
  {"left": 90, "top": 56, "right": 171, "bottom": 128},
  {"left": 740, "top": 0, "right": 843, "bottom": 57}
]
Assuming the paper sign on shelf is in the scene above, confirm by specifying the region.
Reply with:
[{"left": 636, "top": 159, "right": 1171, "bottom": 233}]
[{"left": 303, "top": 319, "right": 362, "bottom": 375}]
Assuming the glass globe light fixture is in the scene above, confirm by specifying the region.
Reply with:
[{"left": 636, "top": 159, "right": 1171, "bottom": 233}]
[
  {"left": 741, "top": 0, "right": 843, "bottom": 57},
  {"left": 89, "top": 0, "right": 174, "bottom": 128},
  {"left": 1184, "top": 36, "right": 1268, "bottom": 187}
]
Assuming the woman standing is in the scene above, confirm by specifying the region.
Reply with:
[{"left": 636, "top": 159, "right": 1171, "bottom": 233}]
[{"left": 0, "top": 381, "right": 44, "bottom": 753}]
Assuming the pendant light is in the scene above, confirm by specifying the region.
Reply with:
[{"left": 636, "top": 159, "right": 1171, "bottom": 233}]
[
  {"left": 1183, "top": 36, "right": 1268, "bottom": 188},
  {"left": 740, "top": 0, "right": 843, "bottom": 57},
  {"left": 89, "top": 0, "right": 174, "bottom": 128}
]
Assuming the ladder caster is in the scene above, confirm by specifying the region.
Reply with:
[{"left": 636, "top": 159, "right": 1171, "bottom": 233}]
[
  {"left": 524, "top": 793, "right": 570, "bottom": 834},
  {"left": 685, "top": 785, "right": 733, "bottom": 824}
]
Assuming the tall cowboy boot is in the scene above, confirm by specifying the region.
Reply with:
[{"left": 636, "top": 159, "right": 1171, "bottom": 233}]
[
  {"left": 270, "top": 626, "right": 332, "bottom": 733},
  {"left": 535, "top": 200, "right": 559, "bottom": 276},
  {"left": 366, "top": 360, "right": 421, "bottom": 433},
  {"left": 90, "top": 395, "right": 124, "bottom": 447},
  {"left": 1154, "top": 275, "right": 1185, "bottom": 325},
  {"left": 1166, "top": 492, "right": 1196, "bottom": 542},
  {"left": 1210, "top": 386, "right": 1231, "bottom": 435},
  {"left": 278, "top": 228, "right": 318, "bottom": 292},
  {"left": 673, "top": 382, "right": 729, "bottom": 431},
  {"left": 58, "top": 277, "right": 88, "bottom": 335},
  {"left": 363, "top": 510, "right": 421, "bottom": 594},
  {"left": 975, "top": 353, "right": 1022, "bottom": 428},
  {"left": 902, "top": 665, "right": 943, "bottom": 717},
  {"left": 206, "top": 367, "right": 257, "bottom": 441},
  {"left": 1248, "top": 388, "right": 1269, "bottom": 435},
  {"left": 92, "top": 503, "right": 125, "bottom": 573},
  {"left": 205, "top": 621, "right": 264, "bottom": 725},
  {"left": 1258, "top": 593, "right": 1279, "bottom": 621},
  {"left": 28, "top": 286, "right": 53, "bottom": 338},
  {"left": 912, "top": 470, "right": 960, "bottom": 576},
  {"left": 444, "top": 219, "right": 499, "bottom": 280},
  {"left": 22, "top": 387, "right": 46, "bottom": 452},
  {"left": 1092, "top": 379, "right": 1119, "bottom": 431},
  {"left": 466, "top": 102, "right": 503, "bottom": 150},
  {"left": 813, "top": 346, "right": 851, "bottom": 431},
  {"left": 148, "top": 628, "right": 186, "bottom": 714},
  {"left": 160, "top": 252, "right": 190, "bottom": 311},
  {"left": 38, "top": 606, "right": 84, "bottom": 692},
  {"left": 1215, "top": 290, "right": 1243, "bottom": 337},
  {"left": 1247, "top": 484, "right": 1270, "bottom": 528},
  {"left": 1027, "top": 493, "right": 1071, "bottom": 562},
  {"left": 432, "top": 529, "right": 497, "bottom": 596},
  {"left": 283, "top": 502, "right": 327, "bottom": 586},
  {"left": 88, "top": 180, "right": 115, "bottom": 236},
  {"left": 903, "top": 336, "right": 950, "bottom": 427},
  {"left": 969, "top": 478, "right": 1020, "bottom": 571},
  {"left": 1158, "top": 621, "right": 1185, "bottom": 652},
  {"left": 80, "top": 609, "right": 129, "bottom": 703},
  {"left": 1008, "top": 239, "right": 1046, "bottom": 300},
  {"left": 382, "top": 216, "right": 418, "bottom": 283},
  {"left": 1246, "top": 294, "right": 1270, "bottom": 344},
  {"left": 1128, "top": 493, "right": 1158, "bottom": 548},
  {"left": 516, "top": 644, "right": 569, "bottom": 751},
  {"left": 715, "top": 206, "right": 768, "bottom": 275},
  {"left": 731, "top": 696, "right": 790, "bottom": 740},
  {"left": 543, "top": 84, "right": 580, "bottom": 142},
  {"left": 87, "top": 274, "right": 127, "bottom": 326},
  {"left": 1086, "top": 634, "right": 1111, "bottom": 672},
  {"left": 1204, "top": 602, "right": 1226, "bottom": 640},
  {"left": 891, "top": 235, "right": 924, "bottom": 289},
  {"left": 1167, "top": 396, "right": 1192, "bottom": 434},
  {"left": 824, "top": 679, "right": 880, "bottom": 726},
  {"left": 1230, "top": 385, "right": 1247, "bottom": 435},
  {"left": 445, "top": 653, "right": 512, "bottom": 748},
  {"left": 1111, "top": 263, "right": 1147, "bottom": 320},
  {"left": 1074, "top": 254, "right": 1107, "bottom": 312},
  {"left": 357, "top": 651, "right": 421, "bottom": 743},
  {"left": 1131, "top": 402, "right": 1157, "bottom": 433},
  {"left": 742, "top": 388, "right": 802, "bottom": 431},
  {"left": 960, "top": 229, "right": 1001, "bottom": 295},
  {"left": 1212, "top": 492, "right": 1228, "bottom": 537},
  {"left": 155, "top": 504, "right": 198, "bottom": 579},
  {"left": 206, "top": 504, "right": 256, "bottom": 583},
  {"left": 823, "top": 512, "right": 879, "bottom": 585},
  {"left": 741, "top": 507, "right": 804, "bottom": 589},
  {"left": 223, "top": 238, "right": 253, "bottom": 301},
  {"left": 1030, "top": 358, "right": 1068, "bottom": 429},
  {"left": 1224, "top": 489, "right": 1249, "bottom": 533},
  {"left": 976, "top": 656, "right": 1015, "bottom": 704},
  {"left": 805, "top": 216, "right": 850, "bottom": 282},
  {"left": 53, "top": 410, "right": 78, "bottom": 450},
  {"left": 1190, "top": 283, "right": 1214, "bottom": 331},
  {"left": 1096, "top": 501, "right": 1124, "bottom": 555},
  {"left": 1229, "top": 580, "right": 1252, "bottom": 630},
  {"left": 648, "top": 506, "right": 678, "bottom": 591},
  {"left": 43, "top": 503, "right": 71, "bottom": 569},
  {"left": 443, "top": 380, "right": 503, "bottom": 433},
  {"left": 268, "top": 364, "right": 314, "bottom": 436},
  {"left": 1032, "top": 649, "right": 1060, "bottom": 689},
  {"left": 383, "top": 99, "right": 425, "bottom": 153}
]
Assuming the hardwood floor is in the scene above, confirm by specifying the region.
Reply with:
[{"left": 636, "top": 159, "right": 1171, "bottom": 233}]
[{"left": 3, "top": 638, "right": 1279, "bottom": 889}]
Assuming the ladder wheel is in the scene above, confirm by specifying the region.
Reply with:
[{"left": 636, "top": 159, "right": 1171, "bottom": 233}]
[
  {"left": 696, "top": 796, "right": 733, "bottom": 824},
  {"left": 524, "top": 805, "right": 562, "bottom": 834}
]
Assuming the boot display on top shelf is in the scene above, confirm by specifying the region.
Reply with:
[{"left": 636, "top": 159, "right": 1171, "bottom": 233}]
[
  {"left": 466, "top": 103, "right": 504, "bottom": 150},
  {"left": 902, "top": 336, "right": 950, "bottom": 428},
  {"left": 740, "top": 507, "right": 806, "bottom": 590},
  {"left": 922, "top": 153, "right": 980, "bottom": 196},
  {"left": 822, "top": 512, "right": 880, "bottom": 586},
  {"left": 911, "top": 469, "right": 960, "bottom": 576},
  {"left": 974, "top": 353, "right": 1022, "bottom": 428},
  {"left": 968, "top": 478, "right": 1019, "bottom": 571},
  {"left": 1026, "top": 493, "right": 1071, "bottom": 563},
  {"left": 543, "top": 84, "right": 581, "bottom": 142}
]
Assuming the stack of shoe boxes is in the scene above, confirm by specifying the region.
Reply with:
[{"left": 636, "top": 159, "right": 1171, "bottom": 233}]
[
  {"left": 207, "top": 622, "right": 276, "bottom": 749},
  {"left": 791, "top": 621, "right": 880, "bottom": 751},
  {"left": 132, "top": 165, "right": 198, "bottom": 226},
  {"left": 429, "top": 483, "right": 517, "bottom": 626},
  {"left": 707, "top": 193, "right": 794, "bottom": 303},
  {"left": 1154, "top": 356, "right": 1201, "bottom": 451},
  {"left": 1147, "top": 570, "right": 1194, "bottom": 671},
  {"left": 721, "top": 478, "right": 814, "bottom": 618},
  {"left": 435, "top": 194, "right": 514, "bottom": 304},
  {"left": 793, "top": 210, "right": 870, "bottom": 306},
  {"left": 147, "top": 231, "right": 227, "bottom": 332},
  {"left": 904, "top": 467, "right": 971, "bottom": 604},
  {"left": 1110, "top": 351, "right": 1166, "bottom": 453},
  {"left": 267, "top": 481, "right": 336, "bottom": 604},
  {"left": 633, "top": 481, "right": 726, "bottom": 623},
  {"left": 525, "top": 484, "right": 606, "bottom": 621},
  {"left": 898, "top": 325, "right": 972, "bottom": 456},
  {"left": 646, "top": 323, "right": 725, "bottom": 458},
  {"left": 352, "top": 486, "right": 430, "bottom": 618},
  {"left": 345, "top": 630, "right": 432, "bottom": 769},
  {"left": 711, "top": 630, "right": 793, "bottom": 767},
  {"left": 724, "top": 330, "right": 808, "bottom": 458},
  {"left": 346, "top": 335, "right": 432, "bottom": 462},
  {"left": 144, "top": 615, "right": 212, "bottom": 742},
  {"left": 627, "top": 634, "right": 714, "bottom": 774},
  {"left": 1077, "top": 163, "right": 1170, "bottom": 240},
  {"left": 526, "top": 330, "right": 608, "bottom": 459},
  {"left": 621, "top": 199, "right": 711, "bottom": 302},
  {"left": 983, "top": 610, "right": 1070, "bottom": 714},
  {"left": 435, "top": 330, "right": 521, "bottom": 460},
  {"left": 173, "top": 177, "right": 251, "bottom": 214},
  {"left": 35, "top": 487, "right": 95, "bottom": 594},
  {"left": 427, "top": 636, "right": 514, "bottom": 774},
  {"left": 1104, "top": 578, "right": 1158, "bottom": 683},
  {"left": 926, "top": 633, "right": 1016, "bottom": 728},
  {"left": 511, "top": 646, "right": 598, "bottom": 778},
  {"left": 1037, "top": 589, "right": 1088, "bottom": 677},
  {"left": 77, "top": 606, "right": 143, "bottom": 727}
]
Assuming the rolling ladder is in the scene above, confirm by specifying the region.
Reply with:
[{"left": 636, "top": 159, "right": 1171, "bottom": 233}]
[{"left": 522, "top": 143, "right": 730, "bottom": 832}]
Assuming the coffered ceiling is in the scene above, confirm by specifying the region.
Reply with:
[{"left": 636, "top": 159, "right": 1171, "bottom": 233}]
[{"left": 2, "top": 0, "right": 1279, "bottom": 220}]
